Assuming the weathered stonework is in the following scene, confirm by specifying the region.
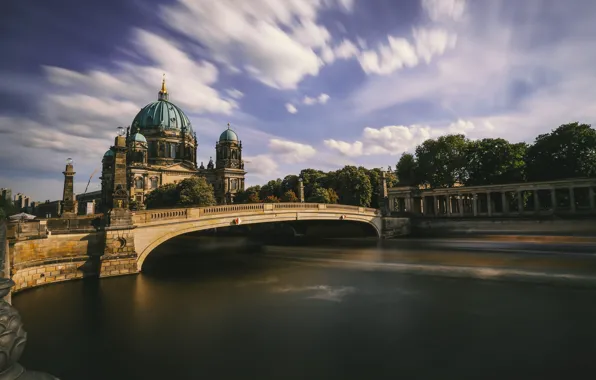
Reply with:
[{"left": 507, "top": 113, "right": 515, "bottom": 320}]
[
  {"left": 381, "top": 217, "right": 411, "bottom": 238},
  {"left": 103, "top": 228, "right": 137, "bottom": 256}
]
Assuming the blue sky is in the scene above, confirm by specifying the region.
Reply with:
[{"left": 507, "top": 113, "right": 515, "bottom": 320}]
[{"left": 2, "top": 0, "right": 596, "bottom": 201}]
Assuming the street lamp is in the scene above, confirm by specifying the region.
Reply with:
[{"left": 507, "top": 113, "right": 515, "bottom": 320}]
[
  {"left": 66, "top": 157, "right": 73, "bottom": 166},
  {"left": 117, "top": 126, "right": 125, "bottom": 136}
]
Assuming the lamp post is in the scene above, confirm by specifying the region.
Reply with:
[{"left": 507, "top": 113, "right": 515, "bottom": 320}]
[{"left": 298, "top": 178, "right": 305, "bottom": 203}]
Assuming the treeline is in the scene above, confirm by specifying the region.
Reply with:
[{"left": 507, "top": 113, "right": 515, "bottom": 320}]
[
  {"left": 234, "top": 166, "right": 398, "bottom": 209},
  {"left": 237, "top": 122, "right": 596, "bottom": 208},
  {"left": 396, "top": 122, "right": 596, "bottom": 188}
]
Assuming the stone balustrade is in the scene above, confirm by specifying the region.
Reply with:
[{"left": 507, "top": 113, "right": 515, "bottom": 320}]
[{"left": 388, "top": 178, "right": 596, "bottom": 217}]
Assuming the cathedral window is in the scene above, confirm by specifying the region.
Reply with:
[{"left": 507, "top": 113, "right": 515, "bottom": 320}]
[
  {"left": 231, "top": 179, "right": 237, "bottom": 190},
  {"left": 150, "top": 177, "right": 158, "bottom": 189},
  {"left": 169, "top": 143, "right": 177, "bottom": 158},
  {"left": 135, "top": 177, "right": 144, "bottom": 189}
]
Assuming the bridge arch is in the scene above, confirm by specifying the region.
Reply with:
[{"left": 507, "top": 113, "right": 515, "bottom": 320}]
[{"left": 133, "top": 203, "right": 381, "bottom": 271}]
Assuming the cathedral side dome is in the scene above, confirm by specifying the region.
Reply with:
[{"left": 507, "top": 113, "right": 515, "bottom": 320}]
[
  {"left": 219, "top": 128, "right": 238, "bottom": 142},
  {"left": 131, "top": 132, "right": 147, "bottom": 143}
]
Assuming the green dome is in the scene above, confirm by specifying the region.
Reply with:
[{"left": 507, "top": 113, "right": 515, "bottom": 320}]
[
  {"left": 131, "top": 132, "right": 147, "bottom": 143},
  {"left": 103, "top": 150, "right": 114, "bottom": 158},
  {"left": 132, "top": 100, "right": 193, "bottom": 133},
  {"left": 219, "top": 128, "right": 238, "bottom": 142}
]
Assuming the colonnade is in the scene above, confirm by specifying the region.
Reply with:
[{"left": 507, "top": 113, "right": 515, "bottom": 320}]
[{"left": 388, "top": 178, "right": 596, "bottom": 217}]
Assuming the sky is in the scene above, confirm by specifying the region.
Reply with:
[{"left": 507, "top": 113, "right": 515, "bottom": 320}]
[{"left": 1, "top": 0, "right": 596, "bottom": 201}]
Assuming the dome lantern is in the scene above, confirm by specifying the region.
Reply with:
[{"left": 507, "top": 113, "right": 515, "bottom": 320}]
[{"left": 158, "top": 73, "right": 169, "bottom": 101}]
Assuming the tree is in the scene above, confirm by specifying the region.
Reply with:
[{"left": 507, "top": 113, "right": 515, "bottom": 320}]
[
  {"left": 307, "top": 186, "right": 330, "bottom": 203},
  {"left": 0, "top": 208, "right": 5, "bottom": 220},
  {"left": 526, "top": 122, "right": 596, "bottom": 181},
  {"left": 281, "top": 175, "right": 299, "bottom": 194},
  {"left": 259, "top": 179, "right": 283, "bottom": 200},
  {"left": 0, "top": 196, "right": 17, "bottom": 218},
  {"left": 145, "top": 183, "right": 178, "bottom": 209},
  {"left": 327, "top": 188, "right": 339, "bottom": 204},
  {"left": 247, "top": 193, "right": 261, "bottom": 203},
  {"left": 281, "top": 190, "right": 299, "bottom": 202},
  {"left": 334, "top": 166, "right": 372, "bottom": 207},
  {"left": 415, "top": 134, "right": 469, "bottom": 188},
  {"left": 235, "top": 186, "right": 260, "bottom": 204},
  {"left": 177, "top": 177, "right": 217, "bottom": 207},
  {"left": 263, "top": 195, "right": 280, "bottom": 203},
  {"left": 396, "top": 153, "right": 419, "bottom": 185},
  {"left": 299, "top": 168, "right": 327, "bottom": 199},
  {"left": 464, "top": 139, "right": 527, "bottom": 186}
]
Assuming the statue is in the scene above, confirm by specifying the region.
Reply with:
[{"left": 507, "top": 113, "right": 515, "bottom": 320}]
[{"left": 0, "top": 279, "right": 59, "bottom": 380}]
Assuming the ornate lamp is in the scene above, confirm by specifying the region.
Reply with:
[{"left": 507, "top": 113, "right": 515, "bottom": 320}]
[
  {"left": 117, "top": 126, "right": 125, "bottom": 137},
  {"left": 66, "top": 157, "right": 73, "bottom": 166}
]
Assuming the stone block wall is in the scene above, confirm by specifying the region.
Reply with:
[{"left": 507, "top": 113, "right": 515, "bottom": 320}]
[
  {"left": 382, "top": 217, "right": 411, "bottom": 238},
  {"left": 10, "top": 231, "right": 139, "bottom": 293}
]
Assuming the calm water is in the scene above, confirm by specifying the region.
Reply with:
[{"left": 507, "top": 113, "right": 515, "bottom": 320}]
[{"left": 13, "top": 237, "right": 596, "bottom": 380}]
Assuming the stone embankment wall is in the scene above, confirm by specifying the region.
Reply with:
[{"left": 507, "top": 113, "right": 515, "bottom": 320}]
[
  {"left": 9, "top": 232, "right": 138, "bottom": 293},
  {"left": 410, "top": 217, "right": 596, "bottom": 237}
]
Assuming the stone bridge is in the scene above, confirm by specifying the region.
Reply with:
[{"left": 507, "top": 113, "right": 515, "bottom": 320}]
[
  {"left": 6, "top": 203, "right": 408, "bottom": 293},
  {"left": 130, "top": 203, "right": 382, "bottom": 268}
]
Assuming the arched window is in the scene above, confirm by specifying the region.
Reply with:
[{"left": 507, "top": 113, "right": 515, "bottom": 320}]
[
  {"left": 170, "top": 143, "right": 176, "bottom": 158},
  {"left": 231, "top": 179, "right": 237, "bottom": 190},
  {"left": 150, "top": 177, "right": 158, "bottom": 189},
  {"left": 135, "top": 177, "right": 144, "bottom": 189}
]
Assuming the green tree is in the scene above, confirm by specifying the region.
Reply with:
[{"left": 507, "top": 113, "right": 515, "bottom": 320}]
[
  {"left": 464, "top": 139, "right": 527, "bottom": 186},
  {"left": 335, "top": 166, "right": 372, "bottom": 207},
  {"left": 247, "top": 193, "right": 261, "bottom": 203},
  {"left": 281, "top": 190, "right": 299, "bottom": 202},
  {"left": 396, "top": 153, "right": 419, "bottom": 185},
  {"left": 259, "top": 179, "right": 283, "bottom": 200},
  {"left": 0, "top": 196, "right": 17, "bottom": 218},
  {"left": 145, "top": 183, "right": 178, "bottom": 209},
  {"left": 307, "top": 186, "right": 331, "bottom": 203},
  {"left": 327, "top": 188, "right": 339, "bottom": 204},
  {"left": 235, "top": 186, "right": 260, "bottom": 204},
  {"left": 299, "top": 169, "right": 327, "bottom": 199},
  {"left": 526, "top": 122, "right": 596, "bottom": 181},
  {"left": 177, "top": 177, "right": 217, "bottom": 206},
  {"left": 263, "top": 195, "right": 280, "bottom": 203},
  {"left": 415, "top": 134, "right": 469, "bottom": 188},
  {"left": 0, "top": 208, "right": 5, "bottom": 220},
  {"left": 281, "top": 175, "right": 299, "bottom": 194}
]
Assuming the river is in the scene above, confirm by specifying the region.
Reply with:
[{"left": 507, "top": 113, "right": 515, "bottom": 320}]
[{"left": 13, "top": 236, "right": 596, "bottom": 379}]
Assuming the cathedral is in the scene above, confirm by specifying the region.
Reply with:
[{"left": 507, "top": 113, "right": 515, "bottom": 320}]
[{"left": 100, "top": 77, "right": 246, "bottom": 209}]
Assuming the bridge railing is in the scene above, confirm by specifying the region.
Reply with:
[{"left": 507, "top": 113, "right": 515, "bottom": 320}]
[{"left": 132, "top": 203, "right": 379, "bottom": 225}]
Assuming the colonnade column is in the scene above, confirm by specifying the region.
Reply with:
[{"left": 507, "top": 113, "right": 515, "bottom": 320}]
[
  {"left": 433, "top": 196, "right": 438, "bottom": 215},
  {"left": 550, "top": 188, "right": 557, "bottom": 212},
  {"left": 472, "top": 194, "right": 478, "bottom": 216},
  {"left": 447, "top": 195, "right": 452, "bottom": 216},
  {"left": 486, "top": 192, "right": 492, "bottom": 216},
  {"left": 569, "top": 187, "right": 576, "bottom": 212},
  {"left": 501, "top": 192, "right": 508, "bottom": 214},
  {"left": 534, "top": 190, "right": 540, "bottom": 213},
  {"left": 517, "top": 191, "right": 523, "bottom": 214},
  {"left": 589, "top": 187, "right": 595, "bottom": 211},
  {"left": 458, "top": 195, "right": 464, "bottom": 216}
]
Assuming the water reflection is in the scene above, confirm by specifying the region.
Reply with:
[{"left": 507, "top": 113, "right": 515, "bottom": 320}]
[{"left": 13, "top": 236, "right": 596, "bottom": 380}]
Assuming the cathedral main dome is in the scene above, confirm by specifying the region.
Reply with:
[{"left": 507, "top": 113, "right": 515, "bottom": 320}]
[{"left": 131, "top": 78, "right": 193, "bottom": 133}]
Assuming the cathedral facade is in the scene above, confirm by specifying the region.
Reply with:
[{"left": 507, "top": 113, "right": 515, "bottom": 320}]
[{"left": 100, "top": 78, "right": 246, "bottom": 209}]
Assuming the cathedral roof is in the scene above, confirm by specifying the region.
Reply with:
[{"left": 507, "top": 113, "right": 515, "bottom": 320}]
[
  {"left": 131, "top": 76, "right": 193, "bottom": 134},
  {"left": 219, "top": 125, "right": 238, "bottom": 142},
  {"left": 103, "top": 149, "right": 114, "bottom": 158},
  {"left": 131, "top": 132, "right": 147, "bottom": 143}
]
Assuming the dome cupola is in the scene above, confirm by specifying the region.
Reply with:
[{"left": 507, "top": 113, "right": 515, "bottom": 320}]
[
  {"left": 131, "top": 75, "right": 193, "bottom": 133},
  {"left": 219, "top": 123, "right": 239, "bottom": 142}
]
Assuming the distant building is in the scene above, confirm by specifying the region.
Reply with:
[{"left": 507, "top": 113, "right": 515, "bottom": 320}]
[
  {"left": 76, "top": 190, "right": 102, "bottom": 215},
  {"left": 1, "top": 188, "right": 11, "bottom": 203},
  {"left": 34, "top": 200, "right": 62, "bottom": 219},
  {"left": 13, "top": 193, "right": 30, "bottom": 210}
]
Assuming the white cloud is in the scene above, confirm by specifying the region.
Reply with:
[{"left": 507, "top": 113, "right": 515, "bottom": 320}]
[
  {"left": 302, "top": 93, "right": 330, "bottom": 106},
  {"left": 334, "top": 39, "right": 359, "bottom": 60},
  {"left": 318, "top": 93, "right": 330, "bottom": 104},
  {"left": 226, "top": 88, "right": 244, "bottom": 99},
  {"left": 160, "top": 0, "right": 354, "bottom": 89},
  {"left": 244, "top": 154, "right": 279, "bottom": 176},
  {"left": 358, "top": 28, "right": 457, "bottom": 75},
  {"left": 268, "top": 138, "right": 316, "bottom": 163},
  {"left": 323, "top": 139, "right": 364, "bottom": 157},
  {"left": 422, "top": 0, "right": 466, "bottom": 22},
  {"left": 285, "top": 103, "right": 298, "bottom": 114}
]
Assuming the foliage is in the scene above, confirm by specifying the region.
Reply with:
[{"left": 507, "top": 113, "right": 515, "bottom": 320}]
[
  {"left": 234, "top": 186, "right": 260, "bottom": 204},
  {"left": 145, "top": 177, "right": 216, "bottom": 209},
  {"left": 263, "top": 195, "right": 280, "bottom": 203},
  {"left": 525, "top": 122, "right": 596, "bottom": 181},
  {"left": 464, "top": 139, "right": 527, "bottom": 186},
  {"left": 281, "top": 175, "right": 299, "bottom": 194},
  {"left": 259, "top": 179, "right": 283, "bottom": 200},
  {"left": 281, "top": 190, "right": 299, "bottom": 202},
  {"left": 335, "top": 166, "right": 372, "bottom": 207},
  {"left": 299, "top": 169, "right": 327, "bottom": 199},
  {"left": 360, "top": 166, "right": 397, "bottom": 209},
  {"left": 247, "top": 192, "right": 261, "bottom": 203},
  {"left": 396, "top": 153, "right": 419, "bottom": 186},
  {"left": 177, "top": 177, "right": 217, "bottom": 207},
  {"left": 0, "top": 196, "right": 17, "bottom": 218},
  {"left": 415, "top": 134, "right": 469, "bottom": 188},
  {"left": 145, "top": 183, "right": 178, "bottom": 209},
  {"left": 306, "top": 186, "right": 338, "bottom": 204}
]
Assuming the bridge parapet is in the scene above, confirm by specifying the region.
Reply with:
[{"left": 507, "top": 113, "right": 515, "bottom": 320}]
[{"left": 133, "top": 203, "right": 380, "bottom": 225}]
